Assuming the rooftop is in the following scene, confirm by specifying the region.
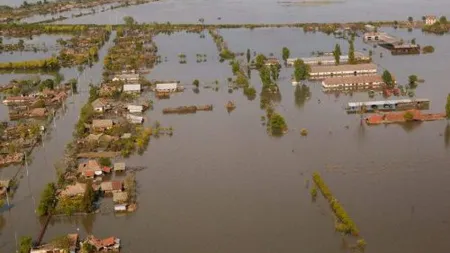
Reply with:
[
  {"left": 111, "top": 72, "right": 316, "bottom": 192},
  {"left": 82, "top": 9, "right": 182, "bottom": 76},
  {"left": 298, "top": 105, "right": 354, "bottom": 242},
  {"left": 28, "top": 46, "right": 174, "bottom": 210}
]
[
  {"left": 323, "top": 75, "right": 383, "bottom": 85},
  {"left": 310, "top": 63, "right": 377, "bottom": 73}
]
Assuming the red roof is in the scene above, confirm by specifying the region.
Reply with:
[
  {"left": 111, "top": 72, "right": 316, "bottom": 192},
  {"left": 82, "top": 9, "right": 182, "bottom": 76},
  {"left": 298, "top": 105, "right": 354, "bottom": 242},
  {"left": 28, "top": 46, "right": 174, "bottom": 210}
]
[
  {"left": 101, "top": 237, "right": 116, "bottom": 247},
  {"left": 83, "top": 170, "right": 95, "bottom": 177},
  {"left": 102, "top": 166, "right": 112, "bottom": 173},
  {"left": 111, "top": 181, "right": 122, "bottom": 191}
]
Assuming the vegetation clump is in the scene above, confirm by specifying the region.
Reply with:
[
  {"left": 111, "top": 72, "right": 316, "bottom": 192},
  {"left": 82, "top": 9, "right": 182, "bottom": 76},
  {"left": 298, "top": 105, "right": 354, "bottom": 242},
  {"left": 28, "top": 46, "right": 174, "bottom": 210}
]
[
  {"left": 312, "top": 172, "right": 359, "bottom": 236},
  {"left": 422, "top": 45, "right": 435, "bottom": 54}
]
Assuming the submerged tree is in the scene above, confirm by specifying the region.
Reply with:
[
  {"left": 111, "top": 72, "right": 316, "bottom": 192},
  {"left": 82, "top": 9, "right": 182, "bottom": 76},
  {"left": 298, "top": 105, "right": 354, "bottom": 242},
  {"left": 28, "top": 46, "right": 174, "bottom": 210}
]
[
  {"left": 333, "top": 44, "right": 341, "bottom": 65},
  {"left": 123, "top": 16, "right": 135, "bottom": 26},
  {"left": 82, "top": 181, "right": 95, "bottom": 213},
  {"left": 246, "top": 48, "right": 251, "bottom": 63},
  {"left": 270, "top": 113, "right": 288, "bottom": 135},
  {"left": 446, "top": 94, "right": 450, "bottom": 120},
  {"left": 382, "top": 70, "right": 394, "bottom": 88},
  {"left": 282, "top": 47, "right": 290, "bottom": 62},
  {"left": 293, "top": 59, "right": 310, "bottom": 82},
  {"left": 19, "top": 236, "right": 32, "bottom": 253},
  {"left": 348, "top": 40, "right": 356, "bottom": 64}
]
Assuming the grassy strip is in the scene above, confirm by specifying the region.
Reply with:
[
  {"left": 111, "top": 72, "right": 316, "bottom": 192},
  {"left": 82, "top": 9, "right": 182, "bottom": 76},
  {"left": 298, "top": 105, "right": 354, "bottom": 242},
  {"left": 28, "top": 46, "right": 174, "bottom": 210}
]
[{"left": 312, "top": 172, "right": 359, "bottom": 236}]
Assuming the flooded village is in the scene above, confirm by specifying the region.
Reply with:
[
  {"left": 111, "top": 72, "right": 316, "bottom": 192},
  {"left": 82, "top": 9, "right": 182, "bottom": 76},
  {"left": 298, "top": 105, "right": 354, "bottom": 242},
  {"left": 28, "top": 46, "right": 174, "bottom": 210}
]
[{"left": 2, "top": 0, "right": 450, "bottom": 253}]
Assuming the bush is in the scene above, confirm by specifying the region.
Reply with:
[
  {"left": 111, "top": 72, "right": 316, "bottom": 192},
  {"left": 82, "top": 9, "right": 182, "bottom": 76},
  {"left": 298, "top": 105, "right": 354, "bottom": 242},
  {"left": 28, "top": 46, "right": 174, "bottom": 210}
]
[
  {"left": 269, "top": 113, "right": 287, "bottom": 135},
  {"left": 98, "top": 157, "right": 111, "bottom": 167},
  {"left": 37, "top": 183, "right": 56, "bottom": 216},
  {"left": 422, "top": 45, "right": 435, "bottom": 54},
  {"left": 312, "top": 172, "right": 359, "bottom": 236}
]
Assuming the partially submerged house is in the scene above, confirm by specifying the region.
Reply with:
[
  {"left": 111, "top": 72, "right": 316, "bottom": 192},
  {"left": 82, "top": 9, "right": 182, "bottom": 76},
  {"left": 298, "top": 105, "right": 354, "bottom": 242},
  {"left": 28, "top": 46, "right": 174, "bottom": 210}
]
[
  {"left": 123, "top": 84, "right": 142, "bottom": 93},
  {"left": 100, "top": 181, "right": 123, "bottom": 194},
  {"left": 288, "top": 52, "right": 370, "bottom": 66},
  {"left": 60, "top": 183, "right": 86, "bottom": 198},
  {"left": 156, "top": 83, "right": 178, "bottom": 93},
  {"left": 92, "top": 119, "right": 114, "bottom": 132},
  {"left": 126, "top": 114, "right": 144, "bottom": 124},
  {"left": 78, "top": 160, "right": 102, "bottom": 178},
  {"left": 127, "top": 104, "right": 144, "bottom": 113},
  {"left": 322, "top": 75, "right": 384, "bottom": 90},
  {"left": 264, "top": 58, "right": 280, "bottom": 66},
  {"left": 91, "top": 98, "right": 112, "bottom": 113},
  {"left": 309, "top": 63, "right": 378, "bottom": 78},
  {"left": 112, "top": 73, "right": 139, "bottom": 82},
  {"left": 2, "top": 96, "right": 36, "bottom": 105},
  {"left": 113, "top": 191, "right": 128, "bottom": 203},
  {"left": 425, "top": 15, "right": 437, "bottom": 25},
  {"left": 85, "top": 235, "right": 121, "bottom": 252},
  {"left": 114, "top": 162, "right": 126, "bottom": 172}
]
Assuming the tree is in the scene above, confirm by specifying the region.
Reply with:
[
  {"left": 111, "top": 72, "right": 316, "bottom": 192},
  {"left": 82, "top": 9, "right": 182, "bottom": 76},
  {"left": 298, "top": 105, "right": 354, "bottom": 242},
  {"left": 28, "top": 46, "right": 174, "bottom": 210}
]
[
  {"left": 404, "top": 111, "right": 414, "bottom": 121},
  {"left": 246, "top": 48, "right": 251, "bottom": 63},
  {"left": 382, "top": 70, "right": 394, "bottom": 88},
  {"left": 333, "top": 44, "right": 341, "bottom": 65},
  {"left": 422, "top": 45, "right": 435, "bottom": 54},
  {"left": 411, "top": 38, "right": 416, "bottom": 45},
  {"left": 408, "top": 75, "right": 418, "bottom": 85},
  {"left": 55, "top": 72, "right": 64, "bottom": 86},
  {"left": 231, "top": 60, "right": 240, "bottom": 75},
  {"left": 40, "top": 79, "right": 54, "bottom": 90},
  {"left": 255, "top": 54, "right": 267, "bottom": 69},
  {"left": 282, "top": 47, "right": 290, "bottom": 62},
  {"left": 99, "top": 157, "right": 111, "bottom": 167},
  {"left": 440, "top": 16, "right": 447, "bottom": 24},
  {"left": 408, "top": 16, "right": 413, "bottom": 23},
  {"left": 293, "top": 59, "right": 310, "bottom": 82},
  {"left": 446, "top": 94, "right": 450, "bottom": 120},
  {"left": 82, "top": 181, "right": 95, "bottom": 213},
  {"left": 123, "top": 16, "right": 135, "bottom": 26},
  {"left": 193, "top": 79, "right": 199, "bottom": 87},
  {"left": 270, "top": 113, "right": 287, "bottom": 135},
  {"left": 348, "top": 40, "right": 356, "bottom": 64},
  {"left": 19, "top": 236, "right": 32, "bottom": 253},
  {"left": 37, "top": 183, "right": 56, "bottom": 216},
  {"left": 270, "top": 64, "right": 280, "bottom": 81}
]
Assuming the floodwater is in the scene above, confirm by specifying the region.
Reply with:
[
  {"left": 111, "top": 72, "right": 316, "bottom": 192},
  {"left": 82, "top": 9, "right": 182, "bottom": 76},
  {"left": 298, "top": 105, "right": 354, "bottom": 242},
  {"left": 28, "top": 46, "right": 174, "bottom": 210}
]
[
  {"left": 1, "top": 5, "right": 450, "bottom": 253},
  {"left": 53, "top": 0, "right": 450, "bottom": 25}
]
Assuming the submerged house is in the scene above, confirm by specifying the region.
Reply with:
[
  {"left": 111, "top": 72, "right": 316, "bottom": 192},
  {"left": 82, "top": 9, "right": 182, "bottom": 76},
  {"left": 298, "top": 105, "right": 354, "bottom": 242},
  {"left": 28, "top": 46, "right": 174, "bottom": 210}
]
[
  {"left": 126, "top": 114, "right": 144, "bottom": 124},
  {"left": 123, "top": 84, "right": 142, "bottom": 93},
  {"left": 78, "top": 160, "right": 102, "bottom": 178},
  {"left": 91, "top": 98, "right": 112, "bottom": 113},
  {"left": 322, "top": 75, "right": 384, "bottom": 90},
  {"left": 100, "top": 181, "right": 123, "bottom": 194},
  {"left": 60, "top": 183, "right": 86, "bottom": 198},
  {"left": 112, "top": 73, "right": 139, "bottom": 82},
  {"left": 127, "top": 104, "right": 144, "bottom": 113},
  {"left": 309, "top": 63, "right": 378, "bottom": 78},
  {"left": 156, "top": 83, "right": 178, "bottom": 92},
  {"left": 92, "top": 119, "right": 114, "bottom": 131},
  {"left": 425, "top": 15, "right": 437, "bottom": 25}
]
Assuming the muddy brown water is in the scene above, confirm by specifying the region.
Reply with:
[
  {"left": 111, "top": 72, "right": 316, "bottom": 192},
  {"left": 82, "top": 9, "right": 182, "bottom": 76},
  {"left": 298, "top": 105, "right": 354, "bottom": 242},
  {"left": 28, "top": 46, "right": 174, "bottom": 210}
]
[{"left": 1, "top": 22, "right": 450, "bottom": 253}]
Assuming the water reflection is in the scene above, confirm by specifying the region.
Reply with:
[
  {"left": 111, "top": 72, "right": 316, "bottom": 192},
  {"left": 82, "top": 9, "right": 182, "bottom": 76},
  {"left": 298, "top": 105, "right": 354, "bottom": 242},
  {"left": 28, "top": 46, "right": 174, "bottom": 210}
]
[
  {"left": 294, "top": 84, "right": 311, "bottom": 109},
  {"left": 445, "top": 124, "right": 450, "bottom": 148}
]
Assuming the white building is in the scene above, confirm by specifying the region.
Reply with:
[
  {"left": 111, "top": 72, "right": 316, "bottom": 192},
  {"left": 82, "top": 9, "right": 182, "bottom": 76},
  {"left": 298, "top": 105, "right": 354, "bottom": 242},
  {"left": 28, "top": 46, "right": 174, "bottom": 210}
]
[
  {"left": 310, "top": 63, "right": 378, "bottom": 78},
  {"left": 123, "top": 84, "right": 141, "bottom": 93},
  {"left": 425, "top": 15, "right": 437, "bottom": 25},
  {"left": 127, "top": 105, "right": 144, "bottom": 113},
  {"left": 156, "top": 83, "right": 178, "bottom": 92},
  {"left": 112, "top": 73, "right": 139, "bottom": 82},
  {"left": 322, "top": 75, "right": 384, "bottom": 89},
  {"left": 126, "top": 114, "right": 144, "bottom": 124}
]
